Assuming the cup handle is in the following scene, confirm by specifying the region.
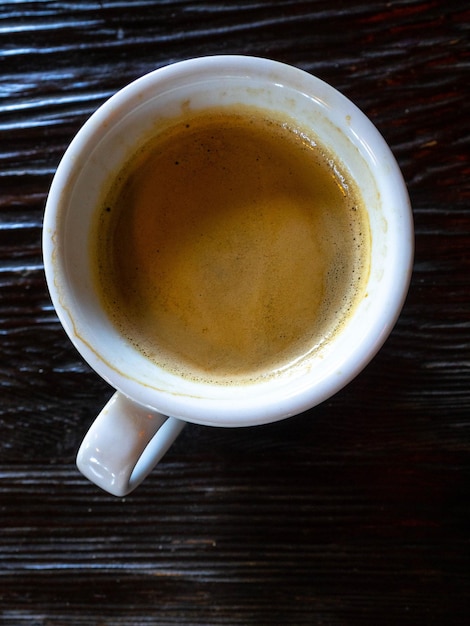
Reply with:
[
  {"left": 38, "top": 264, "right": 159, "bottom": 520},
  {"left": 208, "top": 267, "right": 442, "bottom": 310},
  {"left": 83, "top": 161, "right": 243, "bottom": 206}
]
[{"left": 76, "top": 392, "right": 186, "bottom": 496}]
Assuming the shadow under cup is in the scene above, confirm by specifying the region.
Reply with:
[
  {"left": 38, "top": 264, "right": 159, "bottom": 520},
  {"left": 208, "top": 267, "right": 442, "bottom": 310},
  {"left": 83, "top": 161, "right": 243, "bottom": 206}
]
[{"left": 44, "top": 56, "right": 413, "bottom": 428}]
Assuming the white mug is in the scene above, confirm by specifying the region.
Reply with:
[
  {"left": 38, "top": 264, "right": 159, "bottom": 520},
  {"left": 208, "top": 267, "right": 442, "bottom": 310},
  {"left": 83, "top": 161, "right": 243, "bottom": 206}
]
[{"left": 43, "top": 56, "right": 413, "bottom": 496}]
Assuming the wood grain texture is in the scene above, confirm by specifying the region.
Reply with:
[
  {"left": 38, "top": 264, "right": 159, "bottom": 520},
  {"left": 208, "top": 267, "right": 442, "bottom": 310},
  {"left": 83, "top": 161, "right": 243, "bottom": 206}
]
[{"left": 1, "top": 1, "right": 469, "bottom": 624}]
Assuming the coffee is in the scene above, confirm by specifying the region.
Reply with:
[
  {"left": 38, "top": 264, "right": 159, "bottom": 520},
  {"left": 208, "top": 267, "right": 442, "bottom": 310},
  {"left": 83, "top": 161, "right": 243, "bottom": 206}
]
[{"left": 92, "top": 106, "right": 370, "bottom": 383}]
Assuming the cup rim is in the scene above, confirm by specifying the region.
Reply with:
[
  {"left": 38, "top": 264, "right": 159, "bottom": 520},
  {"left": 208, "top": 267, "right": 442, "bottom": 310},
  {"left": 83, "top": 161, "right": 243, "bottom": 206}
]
[{"left": 43, "top": 55, "right": 414, "bottom": 427}]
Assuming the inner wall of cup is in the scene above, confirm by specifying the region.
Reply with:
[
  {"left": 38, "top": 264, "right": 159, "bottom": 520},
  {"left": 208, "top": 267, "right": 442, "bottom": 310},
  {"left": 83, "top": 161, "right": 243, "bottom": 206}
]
[{"left": 59, "top": 69, "right": 404, "bottom": 422}]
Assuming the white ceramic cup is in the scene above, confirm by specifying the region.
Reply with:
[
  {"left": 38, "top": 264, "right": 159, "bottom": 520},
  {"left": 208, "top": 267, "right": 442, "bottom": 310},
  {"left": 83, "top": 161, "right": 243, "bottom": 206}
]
[{"left": 43, "top": 56, "right": 413, "bottom": 496}]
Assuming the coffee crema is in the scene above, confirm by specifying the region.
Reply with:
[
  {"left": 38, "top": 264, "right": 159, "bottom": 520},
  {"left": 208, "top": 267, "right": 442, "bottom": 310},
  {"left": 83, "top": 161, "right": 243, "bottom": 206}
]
[{"left": 92, "top": 106, "right": 370, "bottom": 383}]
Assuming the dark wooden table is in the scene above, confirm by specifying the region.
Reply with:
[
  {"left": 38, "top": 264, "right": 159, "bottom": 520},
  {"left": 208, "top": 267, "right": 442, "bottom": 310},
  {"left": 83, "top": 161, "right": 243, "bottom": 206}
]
[{"left": 1, "top": 1, "right": 469, "bottom": 624}]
